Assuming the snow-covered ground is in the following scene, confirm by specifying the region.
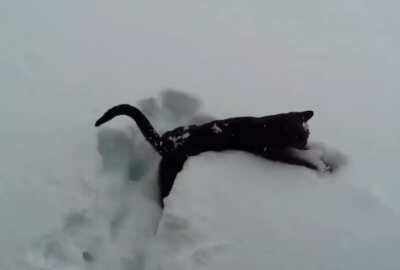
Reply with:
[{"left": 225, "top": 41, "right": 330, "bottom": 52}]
[
  {"left": 152, "top": 153, "right": 400, "bottom": 270},
  {"left": 1, "top": 0, "right": 400, "bottom": 269}
]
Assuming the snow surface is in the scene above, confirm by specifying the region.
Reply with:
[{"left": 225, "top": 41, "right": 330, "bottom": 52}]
[
  {"left": 153, "top": 152, "right": 400, "bottom": 270},
  {"left": 1, "top": 0, "right": 400, "bottom": 269}
]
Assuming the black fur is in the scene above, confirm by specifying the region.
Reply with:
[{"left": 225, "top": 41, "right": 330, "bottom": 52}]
[{"left": 95, "top": 104, "right": 318, "bottom": 207}]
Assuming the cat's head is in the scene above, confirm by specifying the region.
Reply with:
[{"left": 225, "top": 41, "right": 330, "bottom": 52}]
[
  {"left": 282, "top": 110, "right": 313, "bottom": 149},
  {"left": 265, "top": 110, "right": 313, "bottom": 149}
]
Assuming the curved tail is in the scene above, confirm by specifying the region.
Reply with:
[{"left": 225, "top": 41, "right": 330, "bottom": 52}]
[{"left": 95, "top": 104, "right": 165, "bottom": 155}]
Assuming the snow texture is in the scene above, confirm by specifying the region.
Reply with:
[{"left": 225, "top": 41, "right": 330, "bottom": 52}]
[
  {"left": 23, "top": 91, "right": 212, "bottom": 270},
  {"left": 211, "top": 123, "right": 223, "bottom": 134},
  {"left": 152, "top": 152, "right": 400, "bottom": 270},
  {"left": 19, "top": 92, "right": 400, "bottom": 270}
]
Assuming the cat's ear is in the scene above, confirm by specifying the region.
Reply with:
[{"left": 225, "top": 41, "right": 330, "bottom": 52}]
[{"left": 301, "top": 110, "right": 314, "bottom": 121}]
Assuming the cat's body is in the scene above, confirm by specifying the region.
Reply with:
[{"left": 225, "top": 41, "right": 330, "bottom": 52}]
[{"left": 95, "top": 104, "right": 329, "bottom": 207}]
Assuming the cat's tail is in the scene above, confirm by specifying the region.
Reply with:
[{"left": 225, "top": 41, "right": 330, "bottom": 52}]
[{"left": 95, "top": 104, "right": 165, "bottom": 155}]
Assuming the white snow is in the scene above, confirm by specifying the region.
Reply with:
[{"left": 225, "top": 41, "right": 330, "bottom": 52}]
[
  {"left": 302, "top": 121, "right": 309, "bottom": 132},
  {"left": 167, "top": 132, "right": 191, "bottom": 148},
  {"left": 153, "top": 152, "right": 400, "bottom": 270},
  {"left": 211, "top": 123, "right": 223, "bottom": 134},
  {"left": 1, "top": 0, "right": 400, "bottom": 269}
]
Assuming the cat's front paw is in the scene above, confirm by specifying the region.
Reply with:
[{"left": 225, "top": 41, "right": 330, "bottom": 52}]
[
  {"left": 308, "top": 142, "right": 348, "bottom": 173},
  {"left": 321, "top": 161, "right": 333, "bottom": 174}
]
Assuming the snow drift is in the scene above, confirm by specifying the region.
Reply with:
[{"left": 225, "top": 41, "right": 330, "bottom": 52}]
[
  {"left": 151, "top": 152, "right": 400, "bottom": 270},
  {"left": 22, "top": 91, "right": 400, "bottom": 270},
  {"left": 23, "top": 90, "right": 213, "bottom": 270}
]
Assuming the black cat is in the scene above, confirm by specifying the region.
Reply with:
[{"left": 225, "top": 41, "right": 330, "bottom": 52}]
[{"left": 95, "top": 104, "right": 329, "bottom": 207}]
